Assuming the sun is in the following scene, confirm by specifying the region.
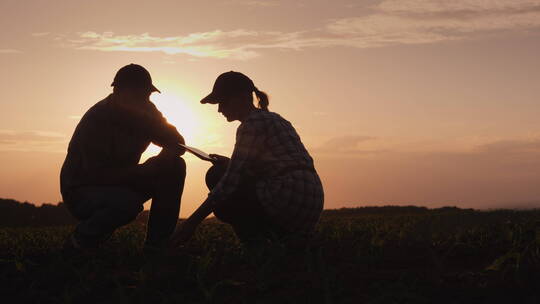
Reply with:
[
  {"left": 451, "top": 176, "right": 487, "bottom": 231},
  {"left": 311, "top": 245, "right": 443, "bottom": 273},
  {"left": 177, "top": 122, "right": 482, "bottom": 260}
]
[
  {"left": 139, "top": 89, "right": 235, "bottom": 162},
  {"left": 151, "top": 92, "right": 198, "bottom": 144},
  {"left": 140, "top": 91, "right": 201, "bottom": 160}
]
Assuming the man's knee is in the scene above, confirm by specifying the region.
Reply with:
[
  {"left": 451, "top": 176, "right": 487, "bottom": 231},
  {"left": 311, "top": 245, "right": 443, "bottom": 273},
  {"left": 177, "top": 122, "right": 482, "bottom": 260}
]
[
  {"left": 167, "top": 157, "right": 186, "bottom": 185},
  {"left": 173, "top": 157, "right": 186, "bottom": 177},
  {"left": 113, "top": 199, "right": 144, "bottom": 223},
  {"left": 156, "top": 156, "right": 186, "bottom": 181}
]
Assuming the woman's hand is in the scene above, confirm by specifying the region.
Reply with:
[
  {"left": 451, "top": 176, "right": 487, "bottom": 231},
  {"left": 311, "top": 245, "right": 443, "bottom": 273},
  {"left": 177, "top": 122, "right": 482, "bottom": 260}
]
[
  {"left": 170, "top": 198, "right": 214, "bottom": 248},
  {"left": 209, "top": 154, "right": 230, "bottom": 166},
  {"left": 170, "top": 219, "right": 198, "bottom": 248}
]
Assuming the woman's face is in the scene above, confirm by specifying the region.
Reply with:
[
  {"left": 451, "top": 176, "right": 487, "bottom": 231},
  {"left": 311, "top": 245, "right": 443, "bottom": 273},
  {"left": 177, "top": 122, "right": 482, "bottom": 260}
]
[
  {"left": 217, "top": 93, "right": 250, "bottom": 122},
  {"left": 217, "top": 98, "right": 236, "bottom": 122}
]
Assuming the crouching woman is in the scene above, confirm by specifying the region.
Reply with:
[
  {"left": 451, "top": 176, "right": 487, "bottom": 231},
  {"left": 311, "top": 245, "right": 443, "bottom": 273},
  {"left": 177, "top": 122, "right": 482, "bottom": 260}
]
[{"left": 172, "top": 71, "right": 324, "bottom": 245}]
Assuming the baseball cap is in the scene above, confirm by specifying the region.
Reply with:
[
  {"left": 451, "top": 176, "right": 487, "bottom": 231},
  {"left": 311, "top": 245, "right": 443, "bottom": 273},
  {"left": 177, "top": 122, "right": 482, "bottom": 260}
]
[
  {"left": 200, "top": 71, "right": 255, "bottom": 104},
  {"left": 111, "top": 64, "right": 161, "bottom": 93}
]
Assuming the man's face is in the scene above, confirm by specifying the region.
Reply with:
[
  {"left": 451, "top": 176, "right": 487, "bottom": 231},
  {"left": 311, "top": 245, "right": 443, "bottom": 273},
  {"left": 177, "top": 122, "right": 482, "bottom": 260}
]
[
  {"left": 117, "top": 87, "right": 153, "bottom": 106},
  {"left": 130, "top": 87, "right": 153, "bottom": 103}
]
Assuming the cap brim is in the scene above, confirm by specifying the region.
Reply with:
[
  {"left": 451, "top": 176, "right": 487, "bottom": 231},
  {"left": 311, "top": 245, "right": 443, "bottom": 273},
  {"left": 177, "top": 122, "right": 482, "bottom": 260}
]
[{"left": 200, "top": 92, "right": 220, "bottom": 104}]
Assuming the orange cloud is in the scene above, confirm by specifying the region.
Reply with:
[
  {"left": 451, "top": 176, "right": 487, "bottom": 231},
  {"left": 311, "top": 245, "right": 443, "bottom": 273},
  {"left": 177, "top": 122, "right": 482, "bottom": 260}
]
[
  {"left": 0, "top": 49, "right": 21, "bottom": 54},
  {"left": 225, "top": 0, "right": 279, "bottom": 7},
  {"left": 327, "top": 0, "right": 540, "bottom": 46},
  {"left": 0, "top": 130, "right": 66, "bottom": 153},
  {"left": 51, "top": 1, "right": 540, "bottom": 59},
  {"left": 317, "top": 137, "right": 540, "bottom": 209},
  {"left": 313, "top": 136, "right": 381, "bottom": 155},
  {"left": 68, "top": 30, "right": 262, "bottom": 60}
]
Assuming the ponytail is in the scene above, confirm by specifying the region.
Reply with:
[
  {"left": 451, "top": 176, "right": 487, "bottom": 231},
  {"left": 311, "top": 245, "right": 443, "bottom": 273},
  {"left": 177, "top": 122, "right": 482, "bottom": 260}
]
[{"left": 253, "top": 87, "right": 269, "bottom": 111}]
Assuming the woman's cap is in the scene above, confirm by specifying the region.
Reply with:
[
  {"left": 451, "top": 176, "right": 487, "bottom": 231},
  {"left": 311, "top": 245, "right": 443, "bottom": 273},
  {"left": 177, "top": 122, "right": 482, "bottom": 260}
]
[
  {"left": 200, "top": 71, "right": 255, "bottom": 104},
  {"left": 111, "top": 64, "right": 161, "bottom": 93}
]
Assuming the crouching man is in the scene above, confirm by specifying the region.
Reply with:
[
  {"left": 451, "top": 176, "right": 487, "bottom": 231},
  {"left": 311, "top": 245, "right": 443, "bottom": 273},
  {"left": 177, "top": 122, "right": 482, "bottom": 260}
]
[{"left": 60, "top": 64, "right": 186, "bottom": 254}]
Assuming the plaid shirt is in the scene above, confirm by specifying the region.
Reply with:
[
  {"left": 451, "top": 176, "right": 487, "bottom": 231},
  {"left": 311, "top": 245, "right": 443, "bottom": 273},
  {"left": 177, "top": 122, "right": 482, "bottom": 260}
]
[
  {"left": 60, "top": 95, "right": 182, "bottom": 196},
  {"left": 209, "top": 109, "right": 324, "bottom": 233}
]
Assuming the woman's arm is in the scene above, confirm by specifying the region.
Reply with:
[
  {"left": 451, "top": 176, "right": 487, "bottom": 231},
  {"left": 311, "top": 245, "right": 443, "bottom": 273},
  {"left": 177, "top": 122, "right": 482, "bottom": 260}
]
[
  {"left": 171, "top": 116, "right": 265, "bottom": 247},
  {"left": 186, "top": 198, "right": 214, "bottom": 225},
  {"left": 208, "top": 118, "right": 264, "bottom": 205},
  {"left": 170, "top": 197, "right": 214, "bottom": 246}
]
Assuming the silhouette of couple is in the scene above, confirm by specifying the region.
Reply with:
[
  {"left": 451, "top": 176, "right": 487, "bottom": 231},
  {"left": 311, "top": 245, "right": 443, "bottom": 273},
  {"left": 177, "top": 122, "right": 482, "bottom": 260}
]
[{"left": 60, "top": 64, "right": 324, "bottom": 254}]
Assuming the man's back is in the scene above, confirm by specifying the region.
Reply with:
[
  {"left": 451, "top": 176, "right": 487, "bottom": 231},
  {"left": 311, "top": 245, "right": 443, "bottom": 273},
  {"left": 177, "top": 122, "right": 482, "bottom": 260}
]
[{"left": 60, "top": 94, "right": 180, "bottom": 198}]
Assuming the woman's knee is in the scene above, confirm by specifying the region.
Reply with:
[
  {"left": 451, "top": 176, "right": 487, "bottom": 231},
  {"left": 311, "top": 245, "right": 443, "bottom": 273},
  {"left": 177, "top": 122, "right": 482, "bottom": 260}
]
[
  {"left": 213, "top": 205, "right": 233, "bottom": 224},
  {"left": 205, "top": 164, "right": 227, "bottom": 190}
]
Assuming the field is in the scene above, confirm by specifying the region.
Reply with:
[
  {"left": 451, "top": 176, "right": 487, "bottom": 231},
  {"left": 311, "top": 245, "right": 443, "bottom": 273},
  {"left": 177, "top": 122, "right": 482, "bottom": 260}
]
[{"left": 0, "top": 207, "right": 539, "bottom": 304}]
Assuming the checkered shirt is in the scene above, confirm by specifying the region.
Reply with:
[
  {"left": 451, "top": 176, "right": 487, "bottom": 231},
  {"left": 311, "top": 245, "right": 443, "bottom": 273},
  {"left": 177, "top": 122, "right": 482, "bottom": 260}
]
[
  {"left": 60, "top": 95, "right": 182, "bottom": 196},
  {"left": 208, "top": 109, "right": 324, "bottom": 233}
]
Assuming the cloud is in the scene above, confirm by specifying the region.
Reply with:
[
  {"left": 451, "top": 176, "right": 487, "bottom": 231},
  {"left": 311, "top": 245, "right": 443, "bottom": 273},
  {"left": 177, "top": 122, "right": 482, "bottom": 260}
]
[
  {"left": 477, "top": 139, "right": 540, "bottom": 154},
  {"left": 313, "top": 135, "right": 382, "bottom": 154},
  {"left": 315, "top": 135, "right": 540, "bottom": 159},
  {"left": 67, "top": 30, "right": 264, "bottom": 60},
  {"left": 31, "top": 32, "right": 50, "bottom": 37},
  {"left": 325, "top": 0, "right": 540, "bottom": 47},
  {"left": 0, "top": 130, "right": 66, "bottom": 153},
  {"left": 0, "top": 49, "right": 21, "bottom": 54},
  {"left": 55, "top": 0, "right": 540, "bottom": 59},
  {"left": 471, "top": 138, "right": 540, "bottom": 165},
  {"left": 317, "top": 136, "right": 540, "bottom": 209},
  {"left": 377, "top": 0, "right": 540, "bottom": 16},
  {"left": 225, "top": 0, "right": 279, "bottom": 7}
]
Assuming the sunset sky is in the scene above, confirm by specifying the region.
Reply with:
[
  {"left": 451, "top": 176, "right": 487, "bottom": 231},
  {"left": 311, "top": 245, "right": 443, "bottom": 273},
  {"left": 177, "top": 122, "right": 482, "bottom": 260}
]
[{"left": 1, "top": 0, "right": 540, "bottom": 215}]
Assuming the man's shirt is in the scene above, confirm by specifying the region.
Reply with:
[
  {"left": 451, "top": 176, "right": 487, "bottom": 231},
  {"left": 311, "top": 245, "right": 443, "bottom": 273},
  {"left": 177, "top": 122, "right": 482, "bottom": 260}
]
[{"left": 60, "top": 94, "right": 181, "bottom": 197}]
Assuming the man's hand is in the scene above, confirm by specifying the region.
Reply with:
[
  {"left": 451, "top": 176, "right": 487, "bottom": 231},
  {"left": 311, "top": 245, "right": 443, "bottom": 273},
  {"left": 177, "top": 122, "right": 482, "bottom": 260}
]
[
  {"left": 176, "top": 134, "right": 186, "bottom": 156},
  {"left": 141, "top": 148, "right": 182, "bottom": 176},
  {"left": 140, "top": 155, "right": 165, "bottom": 177}
]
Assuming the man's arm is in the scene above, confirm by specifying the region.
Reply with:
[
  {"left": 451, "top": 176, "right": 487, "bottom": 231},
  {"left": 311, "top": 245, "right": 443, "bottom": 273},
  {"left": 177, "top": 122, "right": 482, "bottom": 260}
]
[
  {"left": 73, "top": 109, "right": 176, "bottom": 186},
  {"left": 111, "top": 101, "right": 186, "bottom": 155},
  {"left": 80, "top": 165, "right": 151, "bottom": 186}
]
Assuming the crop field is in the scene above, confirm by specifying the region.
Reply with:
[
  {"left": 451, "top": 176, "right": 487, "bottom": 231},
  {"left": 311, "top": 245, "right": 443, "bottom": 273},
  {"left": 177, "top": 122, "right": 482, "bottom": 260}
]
[{"left": 0, "top": 207, "right": 539, "bottom": 304}]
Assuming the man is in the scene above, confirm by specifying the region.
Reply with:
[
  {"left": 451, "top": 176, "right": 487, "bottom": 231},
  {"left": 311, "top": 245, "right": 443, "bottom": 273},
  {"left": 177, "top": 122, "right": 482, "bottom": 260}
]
[{"left": 60, "top": 64, "right": 186, "bottom": 254}]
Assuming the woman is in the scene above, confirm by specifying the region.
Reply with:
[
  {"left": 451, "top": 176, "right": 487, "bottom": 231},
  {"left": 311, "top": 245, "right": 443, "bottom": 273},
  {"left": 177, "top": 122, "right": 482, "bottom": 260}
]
[{"left": 172, "top": 71, "right": 324, "bottom": 245}]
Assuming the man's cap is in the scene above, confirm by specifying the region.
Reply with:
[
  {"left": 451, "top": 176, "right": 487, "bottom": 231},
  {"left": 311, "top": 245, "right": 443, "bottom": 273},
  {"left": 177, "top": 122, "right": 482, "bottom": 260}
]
[
  {"left": 200, "top": 71, "right": 255, "bottom": 104},
  {"left": 111, "top": 63, "right": 161, "bottom": 93}
]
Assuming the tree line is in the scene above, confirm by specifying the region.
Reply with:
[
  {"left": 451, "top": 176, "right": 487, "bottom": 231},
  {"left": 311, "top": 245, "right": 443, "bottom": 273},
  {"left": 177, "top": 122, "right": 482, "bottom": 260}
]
[{"left": 1, "top": 197, "right": 482, "bottom": 227}]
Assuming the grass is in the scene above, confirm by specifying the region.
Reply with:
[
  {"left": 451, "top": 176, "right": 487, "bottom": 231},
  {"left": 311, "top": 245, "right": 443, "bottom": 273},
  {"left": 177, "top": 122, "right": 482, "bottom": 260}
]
[{"left": 0, "top": 208, "right": 539, "bottom": 303}]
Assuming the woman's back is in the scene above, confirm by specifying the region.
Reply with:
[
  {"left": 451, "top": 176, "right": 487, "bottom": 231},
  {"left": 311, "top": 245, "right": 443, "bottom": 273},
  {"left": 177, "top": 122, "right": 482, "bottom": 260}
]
[
  {"left": 236, "top": 109, "right": 324, "bottom": 233},
  {"left": 239, "top": 109, "right": 315, "bottom": 177}
]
